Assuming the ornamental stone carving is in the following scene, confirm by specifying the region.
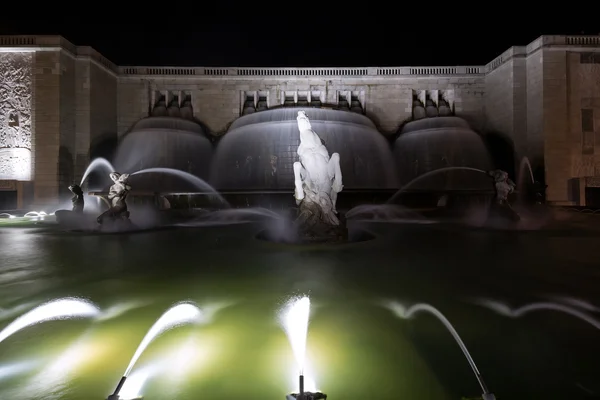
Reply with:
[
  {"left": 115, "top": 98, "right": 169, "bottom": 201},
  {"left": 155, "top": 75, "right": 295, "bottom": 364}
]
[
  {"left": 0, "top": 52, "right": 32, "bottom": 180},
  {"left": 0, "top": 52, "right": 32, "bottom": 149}
]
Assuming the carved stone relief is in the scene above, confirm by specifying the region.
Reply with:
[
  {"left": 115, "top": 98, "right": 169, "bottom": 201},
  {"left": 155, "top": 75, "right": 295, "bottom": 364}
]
[
  {"left": 0, "top": 52, "right": 32, "bottom": 149},
  {"left": 0, "top": 52, "right": 32, "bottom": 180}
]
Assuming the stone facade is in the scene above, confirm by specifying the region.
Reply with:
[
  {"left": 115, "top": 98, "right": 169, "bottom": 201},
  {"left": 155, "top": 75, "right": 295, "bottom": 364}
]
[{"left": 0, "top": 34, "right": 599, "bottom": 208}]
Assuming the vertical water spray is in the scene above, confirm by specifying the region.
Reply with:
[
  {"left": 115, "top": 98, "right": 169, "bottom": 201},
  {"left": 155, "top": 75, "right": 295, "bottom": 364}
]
[
  {"left": 280, "top": 296, "right": 310, "bottom": 375},
  {"left": 387, "top": 301, "right": 496, "bottom": 400},
  {"left": 279, "top": 296, "right": 327, "bottom": 399},
  {"left": 0, "top": 298, "right": 100, "bottom": 344},
  {"left": 108, "top": 302, "right": 202, "bottom": 400}
]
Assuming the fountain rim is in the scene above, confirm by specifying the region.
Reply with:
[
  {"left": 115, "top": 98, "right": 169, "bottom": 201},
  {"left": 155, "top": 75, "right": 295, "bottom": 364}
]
[
  {"left": 395, "top": 126, "right": 486, "bottom": 139},
  {"left": 127, "top": 116, "right": 208, "bottom": 135},
  {"left": 222, "top": 120, "right": 382, "bottom": 140},
  {"left": 228, "top": 107, "right": 377, "bottom": 132}
]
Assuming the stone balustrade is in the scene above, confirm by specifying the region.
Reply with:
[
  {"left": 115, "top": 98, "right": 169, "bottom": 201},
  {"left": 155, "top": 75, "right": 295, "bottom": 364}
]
[{"left": 1, "top": 34, "right": 598, "bottom": 77}]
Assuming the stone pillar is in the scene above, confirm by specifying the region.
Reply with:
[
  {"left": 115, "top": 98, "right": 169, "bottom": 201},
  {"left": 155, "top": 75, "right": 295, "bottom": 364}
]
[
  {"left": 32, "top": 50, "right": 61, "bottom": 209},
  {"left": 74, "top": 59, "right": 91, "bottom": 184}
]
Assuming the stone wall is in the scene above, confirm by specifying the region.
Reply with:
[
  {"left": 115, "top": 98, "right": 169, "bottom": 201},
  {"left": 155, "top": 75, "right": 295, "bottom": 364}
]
[
  {"left": 89, "top": 62, "right": 117, "bottom": 165},
  {"left": 0, "top": 52, "right": 33, "bottom": 181},
  {"left": 75, "top": 58, "right": 91, "bottom": 183},
  {"left": 525, "top": 49, "right": 544, "bottom": 178},
  {"left": 32, "top": 50, "right": 61, "bottom": 206},
  {"left": 542, "top": 50, "right": 571, "bottom": 204},
  {"left": 117, "top": 79, "right": 149, "bottom": 137},
  {"left": 59, "top": 52, "right": 76, "bottom": 201},
  {"left": 116, "top": 75, "right": 486, "bottom": 136},
  {"left": 75, "top": 59, "right": 118, "bottom": 182},
  {"left": 568, "top": 51, "right": 600, "bottom": 205}
]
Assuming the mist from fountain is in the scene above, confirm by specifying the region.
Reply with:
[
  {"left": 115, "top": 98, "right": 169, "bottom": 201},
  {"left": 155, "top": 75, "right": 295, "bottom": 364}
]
[
  {"left": 80, "top": 158, "right": 115, "bottom": 188},
  {"left": 131, "top": 168, "right": 229, "bottom": 207},
  {"left": 0, "top": 298, "right": 100, "bottom": 344},
  {"left": 386, "top": 301, "right": 494, "bottom": 398},
  {"left": 474, "top": 299, "right": 600, "bottom": 329},
  {"left": 179, "top": 207, "right": 282, "bottom": 226},
  {"left": 345, "top": 204, "right": 433, "bottom": 224},
  {"left": 387, "top": 167, "right": 490, "bottom": 204}
]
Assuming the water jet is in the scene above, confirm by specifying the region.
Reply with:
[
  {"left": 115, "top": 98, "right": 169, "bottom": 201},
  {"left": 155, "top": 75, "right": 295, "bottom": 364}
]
[
  {"left": 0, "top": 298, "right": 100, "bottom": 345},
  {"left": 386, "top": 301, "right": 496, "bottom": 400},
  {"left": 279, "top": 296, "right": 328, "bottom": 400},
  {"left": 80, "top": 157, "right": 116, "bottom": 187},
  {"left": 107, "top": 301, "right": 202, "bottom": 400},
  {"left": 475, "top": 299, "right": 600, "bottom": 330}
]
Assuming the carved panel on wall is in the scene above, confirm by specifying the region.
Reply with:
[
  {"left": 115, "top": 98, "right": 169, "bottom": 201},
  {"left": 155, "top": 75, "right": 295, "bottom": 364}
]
[
  {"left": 0, "top": 52, "right": 32, "bottom": 180},
  {"left": 0, "top": 52, "right": 32, "bottom": 149}
]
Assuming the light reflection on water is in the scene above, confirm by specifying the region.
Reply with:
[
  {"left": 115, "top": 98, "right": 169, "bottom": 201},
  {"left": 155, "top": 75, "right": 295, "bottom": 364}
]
[{"left": 0, "top": 222, "right": 599, "bottom": 398}]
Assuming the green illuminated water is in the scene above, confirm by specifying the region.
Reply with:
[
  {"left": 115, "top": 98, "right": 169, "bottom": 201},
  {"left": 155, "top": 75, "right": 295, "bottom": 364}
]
[{"left": 1, "top": 220, "right": 600, "bottom": 399}]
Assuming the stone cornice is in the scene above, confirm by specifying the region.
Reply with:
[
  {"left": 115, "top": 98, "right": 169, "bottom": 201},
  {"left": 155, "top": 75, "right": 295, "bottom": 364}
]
[{"left": 1, "top": 34, "right": 599, "bottom": 78}]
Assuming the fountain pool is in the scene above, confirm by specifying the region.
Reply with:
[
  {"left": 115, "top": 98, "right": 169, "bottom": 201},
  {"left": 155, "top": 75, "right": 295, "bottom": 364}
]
[{"left": 1, "top": 216, "right": 600, "bottom": 399}]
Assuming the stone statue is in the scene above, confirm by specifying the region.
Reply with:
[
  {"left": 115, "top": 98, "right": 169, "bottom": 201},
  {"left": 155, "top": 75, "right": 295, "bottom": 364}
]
[
  {"left": 488, "top": 169, "right": 520, "bottom": 222},
  {"left": 97, "top": 172, "right": 131, "bottom": 224},
  {"left": 293, "top": 111, "right": 345, "bottom": 241},
  {"left": 488, "top": 169, "right": 515, "bottom": 204},
  {"left": 68, "top": 184, "right": 84, "bottom": 213}
]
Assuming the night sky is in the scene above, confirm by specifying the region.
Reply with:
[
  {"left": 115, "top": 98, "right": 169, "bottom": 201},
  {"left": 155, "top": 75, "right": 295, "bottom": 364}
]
[{"left": 0, "top": 18, "right": 597, "bottom": 67}]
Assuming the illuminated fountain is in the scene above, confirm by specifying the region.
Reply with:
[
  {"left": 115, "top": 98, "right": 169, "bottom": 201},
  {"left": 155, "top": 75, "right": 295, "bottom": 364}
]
[
  {"left": 80, "top": 157, "right": 116, "bottom": 188},
  {"left": 387, "top": 166, "right": 490, "bottom": 205},
  {"left": 0, "top": 297, "right": 100, "bottom": 344},
  {"left": 392, "top": 117, "right": 493, "bottom": 195},
  {"left": 386, "top": 301, "right": 496, "bottom": 400},
  {"left": 130, "top": 168, "right": 229, "bottom": 207},
  {"left": 107, "top": 301, "right": 203, "bottom": 400},
  {"left": 279, "top": 295, "right": 327, "bottom": 400}
]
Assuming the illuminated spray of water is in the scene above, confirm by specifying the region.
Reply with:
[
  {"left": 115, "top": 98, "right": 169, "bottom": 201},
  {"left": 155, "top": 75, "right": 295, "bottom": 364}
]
[
  {"left": 386, "top": 301, "right": 495, "bottom": 399},
  {"left": 80, "top": 158, "right": 115, "bottom": 186},
  {"left": 278, "top": 296, "right": 321, "bottom": 394},
  {"left": 123, "top": 302, "right": 203, "bottom": 376},
  {"left": 388, "top": 166, "right": 488, "bottom": 204},
  {"left": 109, "top": 302, "right": 203, "bottom": 398},
  {"left": 118, "top": 335, "right": 206, "bottom": 399},
  {"left": 279, "top": 296, "right": 310, "bottom": 374},
  {"left": 0, "top": 298, "right": 100, "bottom": 344},
  {"left": 131, "top": 168, "right": 230, "bottom": 207}
]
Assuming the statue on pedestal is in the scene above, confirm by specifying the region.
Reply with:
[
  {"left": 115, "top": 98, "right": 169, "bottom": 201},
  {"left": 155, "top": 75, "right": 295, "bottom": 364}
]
[
  {"left": 293, "top": 111, "right": 345, "bottom": 242},
  {"left": 97, "top": 172, "right": 131, "bottom": 225},
  {"left": 488, "top": 169, "right": 520, "bottom": 222},
  {"left": 68, "top": 184, "right": 84, "bottom": 213}
]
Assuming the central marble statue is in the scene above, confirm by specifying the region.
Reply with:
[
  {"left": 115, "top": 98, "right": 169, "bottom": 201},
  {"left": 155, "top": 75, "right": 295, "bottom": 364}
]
[{"left": 293, "top": 111, "right": 346, "bottom": 242}]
